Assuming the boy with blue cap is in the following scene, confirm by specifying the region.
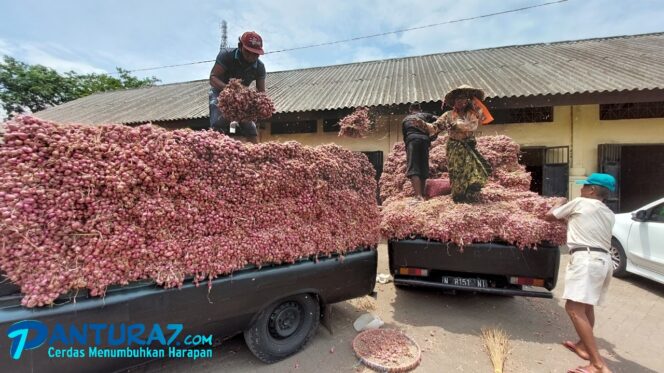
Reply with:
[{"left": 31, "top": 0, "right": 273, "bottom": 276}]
[{"left": 546, "top": 173, "right": 616, "bottom": 373}]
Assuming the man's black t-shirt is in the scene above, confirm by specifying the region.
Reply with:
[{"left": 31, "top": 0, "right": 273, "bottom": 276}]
[
  {"left": 402, "top": 112, "right": 438, "bottom": 142},
  {"left": 211, "top": 48, "right": 266, "bottom": 95}
]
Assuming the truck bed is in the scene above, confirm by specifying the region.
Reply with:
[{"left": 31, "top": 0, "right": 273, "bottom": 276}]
[
  {"left": 388, "top": 239, "right": 560, "bottom": 298},
  {"left": 0, "top": 248, "right": 377, "bottom": 373}
]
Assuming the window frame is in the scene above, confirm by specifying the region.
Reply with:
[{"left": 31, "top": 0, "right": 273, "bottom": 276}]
[
  {"left": 600, "top": 101, "right": 664, "bottom": 121},
  {"left": 489, "top": 106, "right": 554, "bottom": 125},
  {"left": 647, "top": 203, "right": 664, "bottom": 223},
  {"left": 270, "top": 120, "right": 318, "bottom": 135},
  {"left": 322, "top": 118, "right": 342, "bottom": 133}
]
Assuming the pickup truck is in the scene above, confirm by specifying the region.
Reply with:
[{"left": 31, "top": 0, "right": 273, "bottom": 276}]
[
  {"left": 0, "top": 248, "right": 377, "bottom": 373},
  {"left": 388, "top": 239, "right": 560, "bottom": 298}
]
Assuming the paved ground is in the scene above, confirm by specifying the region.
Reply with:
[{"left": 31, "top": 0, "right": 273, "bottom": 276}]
[{"left": 140, "top": 244, "right": 664, "bottom": 373}]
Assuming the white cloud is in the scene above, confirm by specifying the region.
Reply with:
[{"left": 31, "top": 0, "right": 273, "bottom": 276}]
[
  {"left": 348, "top": 46, "right": 395, "bottom": 64},
  {"left": 0, "top": 39, "right": 105, "bottom": 74},
  {"left": 21, "top": 44, "right": 105, "bottom": 74},
  {"left": 0, "top": 38, "right": 13, "bottom": 56},
  {"left": 1, "top": 0, "right": 663, "bottom": 85}
]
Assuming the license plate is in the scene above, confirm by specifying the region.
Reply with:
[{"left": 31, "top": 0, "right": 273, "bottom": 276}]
[{"left": 442, "top": 276, "right": 488, "bottom": 288}]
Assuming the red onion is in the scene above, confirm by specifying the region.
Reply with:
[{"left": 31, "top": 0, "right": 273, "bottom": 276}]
[
  {"left": 379, "top": 134, "right": 567, "bottom": 248},
  {"left": 217, "top": 79, "right": 275, "bottom": 122},
  {"left": 338, "top": 107, "right": 372, "bottom": 138},
  {"left": 0, "top": 116, "right": 380, "bottom": 307}
]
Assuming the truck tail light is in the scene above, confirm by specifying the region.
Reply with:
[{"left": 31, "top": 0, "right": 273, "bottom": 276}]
[
  {"left": 509, "top": 277, "right": 545, "bottom": 287},
  {"left": 398, "top": 267, "right": 429, "bottom": 277}
]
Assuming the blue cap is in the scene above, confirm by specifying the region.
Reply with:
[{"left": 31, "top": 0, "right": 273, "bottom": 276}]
[{"left": 576, "top": 173, "right": 616, "bottom": 192}]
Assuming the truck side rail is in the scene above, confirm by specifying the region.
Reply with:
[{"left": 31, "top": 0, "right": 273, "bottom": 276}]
[{"left": 0, "top": 248, "right": 377, "bottom": 373}]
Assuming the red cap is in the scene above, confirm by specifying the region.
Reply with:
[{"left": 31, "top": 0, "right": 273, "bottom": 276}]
[{"left": 240, "top": 31, "right": 264, "bottom": 55}]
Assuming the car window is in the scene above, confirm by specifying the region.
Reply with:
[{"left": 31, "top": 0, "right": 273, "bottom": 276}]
[{"left": 649, "top": 203, "right": 664, "bottom": 223}]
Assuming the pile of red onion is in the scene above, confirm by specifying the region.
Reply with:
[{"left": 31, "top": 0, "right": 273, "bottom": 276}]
[
  {"left": 0, "top": 116, "right": 380, "bottom": 307},
  {"left": 379, "top": 134, "right": 566, "bottom": 248},
  {"left": 353, "top": 329, "right": 420, "bottom": 370},
  {"left": 338, "top": 107, "right": 372, "bottom": 138},
  {"left": 217, "top": 79, "right": 275, "bottom": 122}
]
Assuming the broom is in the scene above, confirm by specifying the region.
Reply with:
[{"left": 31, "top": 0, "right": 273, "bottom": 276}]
[{"left": 481, "top": 327, "right": 511, "bottom": 373}]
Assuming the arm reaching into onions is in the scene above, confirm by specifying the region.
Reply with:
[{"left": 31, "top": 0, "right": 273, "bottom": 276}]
[
  {"left": 401, "top": 103, "right": 438, "bottom": 201},
  {"left": 545, "top": 198, "right": 568, "bottom": 221},
  {"left": 208, "top": 31, "right": 267, "bottom": 144}
]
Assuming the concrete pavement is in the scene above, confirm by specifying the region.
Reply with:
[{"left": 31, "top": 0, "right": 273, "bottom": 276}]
[{"left": 140, "top": 244, "right": 664, "bottom": 373}]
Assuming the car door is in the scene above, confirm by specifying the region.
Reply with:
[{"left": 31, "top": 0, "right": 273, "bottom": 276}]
[
  {"left": 642, "top": 203, "right": 664, "bottom": 275},
  {"left": 627, "top": 202, "right": 664, "bottom": 275}
]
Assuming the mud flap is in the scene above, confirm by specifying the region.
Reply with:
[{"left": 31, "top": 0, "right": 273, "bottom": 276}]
[{"left": 320, "top": 303, "right": 333, "bottom": 335}]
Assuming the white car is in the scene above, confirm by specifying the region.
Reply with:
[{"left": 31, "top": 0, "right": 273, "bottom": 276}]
[{"left": 611, "top": 197, "right": 664, "bottom": 284}]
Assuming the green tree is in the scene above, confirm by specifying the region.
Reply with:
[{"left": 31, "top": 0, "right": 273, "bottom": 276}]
[{"left": 0, "top": 56, "right": 159, "bottom": 117}]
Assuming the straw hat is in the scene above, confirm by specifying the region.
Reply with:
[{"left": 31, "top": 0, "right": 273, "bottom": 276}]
[{"left": 444, "top": 84, "right": 485, "bottom": 104}]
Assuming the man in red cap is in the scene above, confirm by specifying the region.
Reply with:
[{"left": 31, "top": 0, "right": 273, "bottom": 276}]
[{"left": 209, "top": 31, "right": 266, "bottom": 144}]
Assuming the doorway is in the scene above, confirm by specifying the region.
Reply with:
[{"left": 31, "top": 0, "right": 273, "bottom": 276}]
[
  {"left": 598, "top": 144, "right": 664, "bottom": 212},
  {"left": 520, "top": 146, "right": 569, "bottom": 197},
  {"left": 520, "top": 147, "right": 545, "bottom": 195}
]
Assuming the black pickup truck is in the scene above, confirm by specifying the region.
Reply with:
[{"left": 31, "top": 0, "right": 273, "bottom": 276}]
[
  {"left": 0, "top": 248, "right": 377, "bottom": 373},
  {"left": 388, "top": 239, "right": 560, "bottom": 298}
]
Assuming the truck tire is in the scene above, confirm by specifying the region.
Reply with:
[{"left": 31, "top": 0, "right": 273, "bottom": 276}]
[
  {"left": 610, "top": 238, "right": 628, "bottom": 278},
  {"left": 244, "top": 293, "right": 320, "bottom": 363}
]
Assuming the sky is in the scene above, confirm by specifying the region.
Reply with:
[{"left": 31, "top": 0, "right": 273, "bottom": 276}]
[{"left": 0, "top": 0, "right": 663, "bottom": 86}]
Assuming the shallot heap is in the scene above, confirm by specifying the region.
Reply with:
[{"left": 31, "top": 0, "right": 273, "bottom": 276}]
[
  {"left": 0, "top": 116, "right": 380, "bottom": 307},
  {"left": 338, "top": 107, "right": 372, "bottom": 138},
  {"left": 379, "top": 134, "right": 567, "bottom": 248},
  {"left": 217, "top": 78, "right": 275, "bottom": 122}
]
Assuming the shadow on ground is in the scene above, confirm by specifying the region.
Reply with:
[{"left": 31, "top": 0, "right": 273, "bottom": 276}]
[
  {"left": 390, "top": 285, "right": 658, "bottom": 373},
  {"left": 595, "top": 337, "right": 659, "bottom": 373},
  {"left": 620, "top": 274, "right": 664, "bottom": 297},
  {"left": 391, "top": 285, "right": 571, "bottom": 343}
]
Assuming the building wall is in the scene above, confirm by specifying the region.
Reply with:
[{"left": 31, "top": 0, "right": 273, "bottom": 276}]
[
  {"left": 260, "top": 114, "right": 406, "bottom": 157},
  {"left": 574, "top": 104, "right": 664, "bottom": 173},
  {"left": 480, "top": 106, "right": 572, "bottom": 148},
  {"left": 151, "top": 118, "right": 209, "bottom": 130},
  {"left": 568, "top": 105, "right": 664, "bottom": 198},
  {"left": 257, "top": 104, "right": 664, "bottom": 199},
  {"left": 261, "top": 106, "right": 575, "bottom": 155}
]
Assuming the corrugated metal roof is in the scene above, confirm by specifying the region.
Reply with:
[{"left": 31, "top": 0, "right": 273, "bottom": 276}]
[{"left": 36, "top": 32, "right": 664, "bottom": 125}]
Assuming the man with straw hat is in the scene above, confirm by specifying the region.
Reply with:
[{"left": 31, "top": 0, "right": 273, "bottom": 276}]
[{"left": 430, "top": 84, "right": 494, "bottom": 203}]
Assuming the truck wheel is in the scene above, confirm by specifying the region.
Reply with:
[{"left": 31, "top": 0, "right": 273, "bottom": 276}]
[
  {"left": 610, "top": 238, "right": 628, "bottom": 278},
  {"left": 244, "top": 293, "right": 320, "bottom": 363}
]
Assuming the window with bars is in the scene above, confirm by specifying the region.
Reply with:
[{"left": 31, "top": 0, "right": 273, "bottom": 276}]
[
  {"left": 490, "top": 106, "right": 554, "bottom": 124},
  {"left": 600, "top": 101, "right": 664, "bottom": 120},
  {"left": 270, "top": 120, "right": 318, "bottom": 135},
  {"left": 323, "top": 118, "right": 341, "bottom": 132}
]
